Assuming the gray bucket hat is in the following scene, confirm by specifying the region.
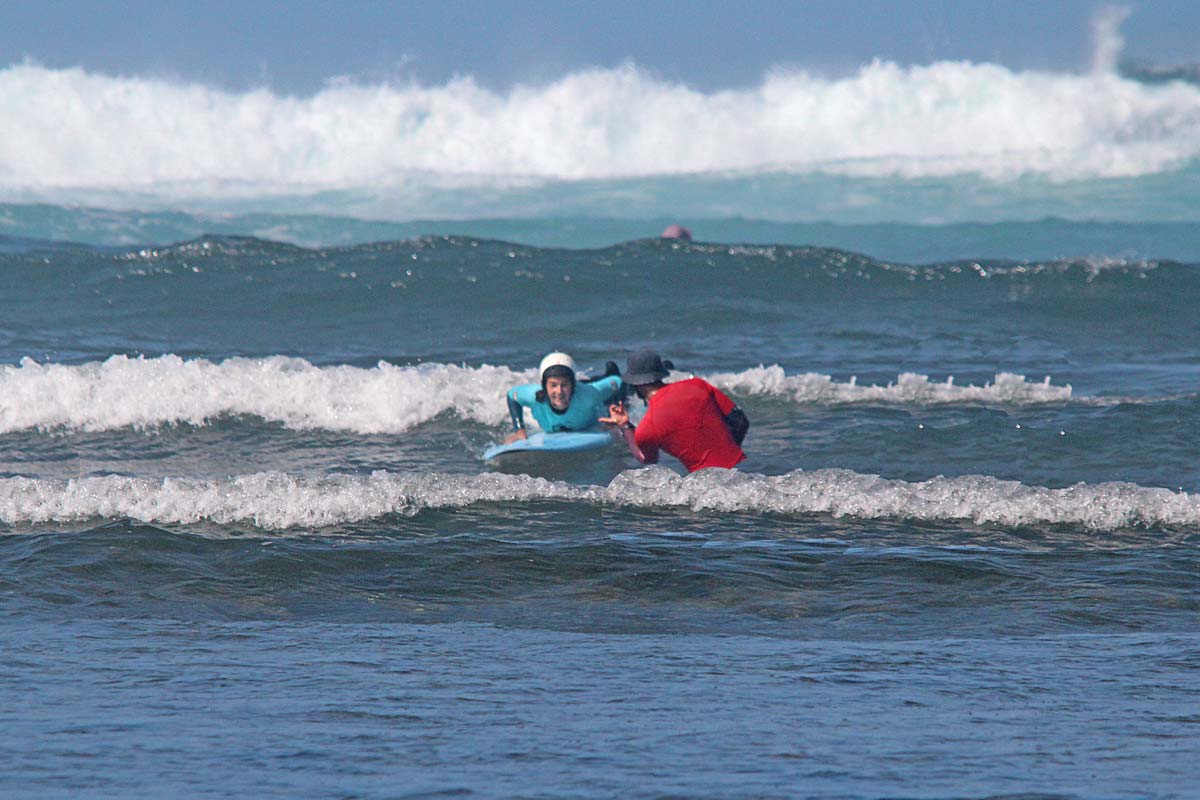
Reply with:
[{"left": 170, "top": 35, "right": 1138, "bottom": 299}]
[{"left": 625, "top": 348, "right": 670, "bottom": 385}]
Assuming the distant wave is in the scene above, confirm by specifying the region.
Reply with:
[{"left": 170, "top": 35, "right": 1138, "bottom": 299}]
[
  {"left": 0, "top": 356, "right": 1087, "bottom": 435},
  {"left": 1, "top": 467, "right": 1194, "bottom": 532},
  {"left": 3, "top": 59, "right": 1200, "bottom": 199}
]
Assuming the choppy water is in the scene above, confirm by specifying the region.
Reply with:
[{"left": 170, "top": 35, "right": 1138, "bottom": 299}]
[{"left": 1, "top": 229, "right": 1198, "bottom": 798}]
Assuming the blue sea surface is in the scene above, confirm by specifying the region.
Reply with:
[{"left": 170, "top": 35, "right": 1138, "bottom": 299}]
[{"left": 5, "top": 619, "right": 1198, "bottom": 799}]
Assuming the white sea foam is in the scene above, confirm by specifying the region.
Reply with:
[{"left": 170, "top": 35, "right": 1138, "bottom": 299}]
[
  {"left": 705, "top": 366, "right": 1073, "bottom": 405},
  {"left": 0, "top": 467, "right": 1194, "bottom": 532},
  {"left": 0, "top": 355, "right": 530, "bottom": 434},
  {"left": 0, "top": 357, "right": 1082, "bottom": 435},
  {"left": 3, "top": 56, "right": 1200, "bottom": 199}
]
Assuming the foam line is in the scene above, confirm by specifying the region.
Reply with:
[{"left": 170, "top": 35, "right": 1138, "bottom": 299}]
[
  {"left": 0, "top": 355, "right": 529, "bottom": 434},
  {"left": 0, "top": 357, "right": 1086, "bottom": 434},
  {"left": 705, "top": 366, "right": 1073, "bottom": 405},
  {"left": 0, "top": 467, "right": 1194, "bottom": 532}
]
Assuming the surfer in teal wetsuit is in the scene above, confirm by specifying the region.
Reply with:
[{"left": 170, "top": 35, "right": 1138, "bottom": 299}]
[{"left": 503, "top": 352, "right": 624, "bottom": 444}]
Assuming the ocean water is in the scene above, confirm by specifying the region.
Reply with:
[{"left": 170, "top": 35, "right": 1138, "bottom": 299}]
[
  {"left": 3, "top": 52, "right": 1200, "bottom": 799},
  {"left": 2, "top": 233, "right": 1199, "bottom": 798}
]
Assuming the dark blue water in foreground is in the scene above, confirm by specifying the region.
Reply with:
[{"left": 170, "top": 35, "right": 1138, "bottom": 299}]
[
  {"left": 4, "top": 619, "right": 1196, "bottom": 799},
  {"left": 2, "top": 230, "right": 1198, "bottom": 798}
]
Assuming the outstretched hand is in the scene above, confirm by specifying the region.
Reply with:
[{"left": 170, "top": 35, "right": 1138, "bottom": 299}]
[
  {"left": 599, "top": 402, "right": 629, "bottom": 427},
  {"left": 503, "top": 429, "right": 528, "bottom": 444}
]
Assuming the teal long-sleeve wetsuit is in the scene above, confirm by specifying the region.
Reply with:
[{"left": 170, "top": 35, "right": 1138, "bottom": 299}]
[{"left": 507, "top": 375, "right": 623, "bottom": 433}]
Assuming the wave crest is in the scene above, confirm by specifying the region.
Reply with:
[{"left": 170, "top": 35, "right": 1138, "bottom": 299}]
[
  {"left": 1, "top": 467, "right": 1193, "bottom": 532},
  {"left": 0, "top": 356, "right": 1083, "bottom": 435},
  {"left": 706, "top": 366, "right": 1072, "bottom": 405},
  {"left": 0, "top": 355, "right": 528, "bottom": 434},
  {"left": 4, "top": 59, "right": 1200, "bottom": 197}
]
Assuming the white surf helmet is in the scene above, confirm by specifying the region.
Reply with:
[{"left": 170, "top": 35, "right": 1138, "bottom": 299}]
[{"left": 539, "top": 351, "right": 576, "bottom": 383}]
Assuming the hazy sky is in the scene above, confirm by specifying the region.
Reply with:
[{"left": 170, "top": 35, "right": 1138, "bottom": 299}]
[{"left": 2, "top": 1, "right": 1197, "bottom": 93}]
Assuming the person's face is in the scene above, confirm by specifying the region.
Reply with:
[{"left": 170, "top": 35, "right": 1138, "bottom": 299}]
[{"left": 545, "top": 376, "right": 573, "bottom": 410}]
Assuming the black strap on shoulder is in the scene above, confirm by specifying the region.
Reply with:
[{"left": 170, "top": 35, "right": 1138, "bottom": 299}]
[{"left": 724, "top": 407, "right": 749, "bottom": 445}]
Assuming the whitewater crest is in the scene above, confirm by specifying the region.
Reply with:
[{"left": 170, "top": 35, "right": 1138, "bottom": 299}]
[
  {"left": 0, "top": 356, "right": 1084, "bottom": 434},
  {"left": 0, "top": 355, "right": 530, "bottom": 434},
  {"left": 705, "top": 366, "right": 1072, "bottom": 405},
  {"left": 0, "top": 467, "right": 1194, "bottom": 532},
  {"left": 3, "top": 58, "right": 1200, "bottom": 196}
]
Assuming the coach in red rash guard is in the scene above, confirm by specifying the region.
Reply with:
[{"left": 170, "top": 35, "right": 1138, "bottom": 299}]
[{"left": 601, "top": 349, "right": 748, "bottom": 472}]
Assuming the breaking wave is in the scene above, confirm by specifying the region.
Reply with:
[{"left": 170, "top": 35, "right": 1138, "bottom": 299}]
[
  {"left": 0, "top": 355, "right": 528, "bottom": 434},
  {"left": 3, "top": 57, "right": 1200, "bottom": 200},
  {"left": 0, "top": 356, "right": 1085, "bottom": 435},
  {"left": 707, "top": 366, "right": 1072, "bottom": 405},
  {"left": 1, "top": 467, "right": 1194, "bottom": 532}
]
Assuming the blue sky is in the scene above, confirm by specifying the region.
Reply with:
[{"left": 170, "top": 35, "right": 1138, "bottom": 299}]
[{"left": 2, "top": 1, "right": 1197, "bottom": 93}]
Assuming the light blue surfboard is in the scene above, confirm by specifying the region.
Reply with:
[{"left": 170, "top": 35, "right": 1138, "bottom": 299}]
[{"left": 483, "top": 430, "right": 615, "bottom": 461}]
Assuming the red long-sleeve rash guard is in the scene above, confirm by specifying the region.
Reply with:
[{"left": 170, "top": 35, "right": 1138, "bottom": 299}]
[{"left": 633, "top": 378, "right": 746, "bottom": 472}]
